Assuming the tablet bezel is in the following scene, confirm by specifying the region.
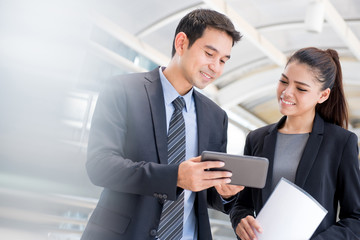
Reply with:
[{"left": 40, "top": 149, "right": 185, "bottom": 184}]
[{"left": 201, "top": 151, "right": 269, "bottom": 188}]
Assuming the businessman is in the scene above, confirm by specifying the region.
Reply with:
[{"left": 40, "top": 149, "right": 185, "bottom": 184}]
[{"left": 81, "top": 9, "right": 243, "bottom": 240}]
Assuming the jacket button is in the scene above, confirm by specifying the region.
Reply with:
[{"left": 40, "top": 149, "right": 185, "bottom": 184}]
[{"left": 149, "top": 229, "right": 157, "bottom": 237}]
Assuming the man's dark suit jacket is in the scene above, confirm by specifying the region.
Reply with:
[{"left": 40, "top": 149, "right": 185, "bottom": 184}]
[
  {"left": 230, "top": 113, "right": 360, "bottom": 240},
  {"left": 81, "top": 68, "right": 231, "bottom": 240}
]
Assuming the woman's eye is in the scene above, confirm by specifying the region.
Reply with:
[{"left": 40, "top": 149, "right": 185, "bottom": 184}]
[
  {"left": 279, "top": 79, "right": 287, "bottom": 84},
  {"left": 297, "top": 88, "right": 307, "bottom": 92}
]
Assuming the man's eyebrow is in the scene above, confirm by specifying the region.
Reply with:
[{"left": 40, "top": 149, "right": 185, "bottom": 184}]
[
  {"left": 281, "top": 73, "right": 311, "bottom": 87},
  {"left": 204, "top": 45, "right": 231, "bottom": 59}
]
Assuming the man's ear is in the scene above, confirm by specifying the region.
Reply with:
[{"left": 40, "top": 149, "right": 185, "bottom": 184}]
[
  {"left": 318, "top": 88, "right": 331, "bottom": 104},
  {"left": 174, "top": 32, "right": 188, "bottom": 56}
]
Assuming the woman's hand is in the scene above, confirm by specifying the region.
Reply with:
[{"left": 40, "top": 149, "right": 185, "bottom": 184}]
[
  {"left": 235, "top": 215, "right": 262, "bottom": 240},
  {"left": 215, "top": 184, "right": 244, "bottom": 199}
]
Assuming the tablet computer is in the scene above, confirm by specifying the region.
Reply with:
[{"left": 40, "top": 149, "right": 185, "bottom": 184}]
[{"left": 201, "top": 151, "right": 269, "bottom": 188}]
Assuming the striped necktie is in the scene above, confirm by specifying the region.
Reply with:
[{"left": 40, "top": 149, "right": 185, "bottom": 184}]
[{"left": 157, "top": 96, "right": 186, "bottom": 240}]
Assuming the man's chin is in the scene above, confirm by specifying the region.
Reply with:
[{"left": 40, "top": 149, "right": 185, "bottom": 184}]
[{"left": 196, "top": 81, "right": 214, "bottom": 90}]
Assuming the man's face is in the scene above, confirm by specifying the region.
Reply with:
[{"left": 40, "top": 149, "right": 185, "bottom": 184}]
[{"left": 179, "top": 27, "right": 233, "bottom": 89}]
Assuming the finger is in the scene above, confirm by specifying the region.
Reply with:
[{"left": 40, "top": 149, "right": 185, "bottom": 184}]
[
  {"left": 202, "top": 178, "right": 231, "bottom": 189},
  {"left": 204, "top": 169, "right": 232, "bottom": 179},
  {"left": 220, "top": 184, "right": 244, "bottom": 190},
  {"left": 201, "top": 160, "right": 225, "bottom": 169},
  {"left": 235, "top": 223, "right": 244, "bottom": 239},
  {"left": 231, "top": 185, "right": 245, "bottom": 191},
  {"left": 249, "top": 218, "right": 263, "bottom": 234},
  {"left": 215, "top": 184, "right": 228, "bottom": 191},
  {"left": 214, "top": 184, "right": 230, "bottom": 194},
  {"left": 236, "top": 223, "right": 251, "bottom": 240},
  {"left": 232, "top": 185, "right": 245, "bottom": 191},
  {"left": 221, "top": 185, "right": 245, "bottom": 196},
  {"left": 242, "top": 217, "right": 257, "bottom": 240},
  {"left": 190, "top": 156, "right": 201, "bottom": 162},
  {"left": 195, "top": 181, "right": 230, "bottom": 192},
  {"left": 215, "top": 184, "right": 235, "bottom": 193}
]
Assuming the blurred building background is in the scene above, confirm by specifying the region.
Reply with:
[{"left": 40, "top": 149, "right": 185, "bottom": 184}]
[{"left": 0, "top": 0, "right": 359, "bottom": 239}]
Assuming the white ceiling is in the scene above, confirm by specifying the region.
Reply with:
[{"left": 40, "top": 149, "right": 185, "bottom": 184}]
[{"left": 84, "top": 0, "right": 360, "bottom": 142}]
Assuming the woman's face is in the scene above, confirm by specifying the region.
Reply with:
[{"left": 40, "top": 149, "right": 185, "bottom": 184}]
[{"left": 277, "top": 61, "right": 330, "bottom": 119}]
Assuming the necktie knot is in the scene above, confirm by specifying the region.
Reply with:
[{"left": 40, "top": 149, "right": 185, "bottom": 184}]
[{"left": 172, "top": 97, "right": 185, "bottom": 112}]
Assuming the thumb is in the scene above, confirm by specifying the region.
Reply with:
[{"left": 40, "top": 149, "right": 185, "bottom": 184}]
[{"left": 190, "top": 156, "right": 202, "bottom": 162}]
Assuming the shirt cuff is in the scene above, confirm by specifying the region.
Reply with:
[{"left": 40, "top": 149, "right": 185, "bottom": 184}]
[{"left": 220, "top": 195, "right": 236, "bottom": 204}]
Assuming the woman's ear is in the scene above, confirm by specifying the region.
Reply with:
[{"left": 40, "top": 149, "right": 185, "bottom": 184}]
[
  {"left": 318, "top": 88, "right": 331, "bottom": 104},
  {"left": 174, "top": 32, "right": 188, "bottom": 56}
]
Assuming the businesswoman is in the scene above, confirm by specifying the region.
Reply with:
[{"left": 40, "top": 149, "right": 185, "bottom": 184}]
[{"left": 230, "top": 47, "right": 360, "bottom": 240}]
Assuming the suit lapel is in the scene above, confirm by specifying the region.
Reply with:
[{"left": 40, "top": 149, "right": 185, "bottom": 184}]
[
  {"left": 193, "top": 91, "right": 210, "bottom": 154},
  {"left": 261, "top": 122, "right": 280, "bottom": 202},
  {"left": 295, "top": 113, "right": 324, "bottom": 188},
  {"left": 144, "top": 69, "right": 168, "bottom": 164}
]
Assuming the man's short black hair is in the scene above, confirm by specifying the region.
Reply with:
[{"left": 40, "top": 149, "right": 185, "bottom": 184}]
[{"left": 171, "top": 8, "right": 242, "bottom": 57}]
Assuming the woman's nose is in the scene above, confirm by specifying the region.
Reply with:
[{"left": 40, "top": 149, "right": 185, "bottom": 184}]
[{"left": 282, "top": 87, "right": 294, "bottom": 96}]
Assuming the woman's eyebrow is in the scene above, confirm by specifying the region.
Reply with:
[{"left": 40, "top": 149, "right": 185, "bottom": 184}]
[{"left": 281, "top": 73, "right": 311, "bottom": 87}]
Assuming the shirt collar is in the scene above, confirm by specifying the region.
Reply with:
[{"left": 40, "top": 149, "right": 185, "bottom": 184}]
[{"left": 159, "top": 67, "right": 193, "bottom": 112}]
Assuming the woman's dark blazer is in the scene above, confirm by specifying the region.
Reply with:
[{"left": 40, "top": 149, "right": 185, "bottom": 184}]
[{"left": 230, "top": 113, "right": 360, "bottom": 239}]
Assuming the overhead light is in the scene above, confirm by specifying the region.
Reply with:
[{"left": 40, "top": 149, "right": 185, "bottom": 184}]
[{"left": 305, "top": 0, "right": 325, "bottom": 33}]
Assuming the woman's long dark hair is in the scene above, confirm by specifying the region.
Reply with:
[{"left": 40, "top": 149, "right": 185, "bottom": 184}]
[{"left": 286, "top": 47, "right": 348, "bottom": 129}]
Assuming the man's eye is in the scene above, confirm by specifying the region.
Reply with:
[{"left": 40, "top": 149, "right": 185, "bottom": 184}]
[{"left": 205, "top": 51, "right": 213, "bottom": 57}]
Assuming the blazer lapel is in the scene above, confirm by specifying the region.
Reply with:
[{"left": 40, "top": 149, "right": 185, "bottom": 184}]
[
  {"left": 193, "top": 91, "right": 210, "bottom": 154},
  {"left": 261, "top": 119, "right": 283, "bottom": 202},
  {"left": 295, "top": 113, "right": 324, "bottom": 188},
  {"left": 144, "top": 68, "right": 168, "bottom": 164}
]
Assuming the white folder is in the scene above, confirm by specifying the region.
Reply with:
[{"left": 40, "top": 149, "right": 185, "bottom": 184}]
[{"left": 255, "top": 178, "right": 327, "bottom": 240}]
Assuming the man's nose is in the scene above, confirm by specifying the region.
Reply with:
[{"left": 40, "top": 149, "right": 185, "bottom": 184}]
[{"left": 208, "top": 60, "right": 221, "bottom": 74}]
